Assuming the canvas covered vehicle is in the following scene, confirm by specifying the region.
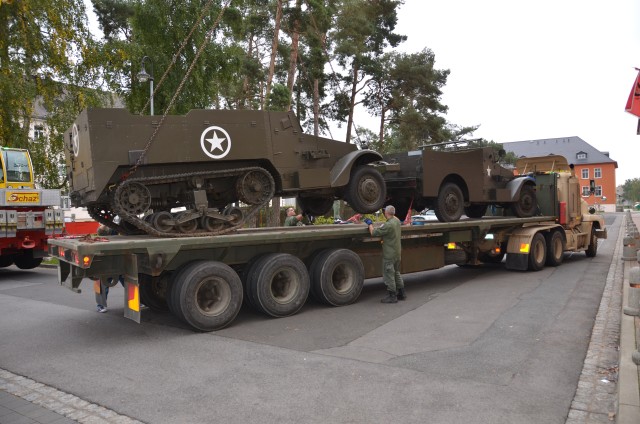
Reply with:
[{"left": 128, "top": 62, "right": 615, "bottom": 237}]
[{"left": 382, "top": 146, "right": 537, "bottom": 222}]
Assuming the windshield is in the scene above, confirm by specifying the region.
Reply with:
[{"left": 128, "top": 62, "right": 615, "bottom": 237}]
[{"left": 2, "top": 150, "right": 32, "bottom": 183}]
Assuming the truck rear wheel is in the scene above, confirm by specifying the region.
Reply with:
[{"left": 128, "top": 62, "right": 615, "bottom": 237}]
[
  {"left": 345, "top": 166, "right": 386, "bottom": 214},
  {"left": 545, "top": 231, "right": 565, "bottom": 266},
  {"left": 586, "top": 226, "right": 598, "bottom": 257},
  {"left": 511, "top": 184, "right": 537, "bottom": 218},
  {"left": 176, "top": 261, "right": 243, "bottom": 331},
  {"left": 245, "top": 253, "right": 310, "bottom": 317},
  {"left": 139, "top": 273, "right": 170, "bottom": 312},
  {"left": 0, "top": 256, "right": 14, "bottom": 268},
  {"left": 310, "top": 249, "right": 364, "bottom": 306},
  {"left": 14, "top": 254, "right": 42, "bottom": 270},
  {"left": 435, "top": 182, "right": 464, "bottom": 222},
  {"left": 528, "top": 232, "right": 547, "bottom": 271}
]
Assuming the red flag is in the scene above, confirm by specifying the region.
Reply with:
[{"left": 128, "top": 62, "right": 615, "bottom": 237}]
[{"left": 625, "top": 68, "right": 640, "bottom": 118}]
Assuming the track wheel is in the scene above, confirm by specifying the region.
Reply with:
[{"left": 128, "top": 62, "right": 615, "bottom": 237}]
[
  {"left": 172, "top": 261, "right": 243, "bottom": 331},
  {"left": 545, "top": 231, "right": 565, "bottom": 266},
  {"left": 151, "top": 211, "right": 174, "bottom": 232},
  {"left": 345, "top": 166, "right": 386, "bottom": 214},
  {"left": 223, "top": 206, "right": 243, "bottom": 224},
  {"left": 528, "top": 232, "right": 547, "bottom": 271},
  {"left": 236, "top": 169, "right": 275, "bottom": 205},
  {"left": 434, "top": 182, "right": 464, "bottom": 222},
  {"left": 175, "top": 211, "right": 198, "bottom": 234},
  {"left": 245, "top": 253, "right": 310, "bottom": 317},
  {"left": 309, "top": 249, "right": 364, "bottom": 306}
]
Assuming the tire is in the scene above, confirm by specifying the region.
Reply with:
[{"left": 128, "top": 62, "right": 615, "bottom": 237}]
[
  {"left": 511, "top": 184, "right": 537, "bottom": 218},
  {"left": 545, "top": 230, "right": 565, "bottom": 266},
  {"left": 528, "top": 232, "right": 547, "bottom": 271},
  {"left": 309, "top": 249, "right": 364, "bottom": 306},
  {"left": 245, "top": 253, "right": 310, "bottom": 317},
  {"left": 586, "top": 226, "right": 598, "bottom": 257},
  {"left": 434, "top": 182, "right": 464, "bottom": 222},
  {"left": 168, "top": 261, "right": 206, "bottom": 323},
  {"left": 0, "top": 256, "right": 14, "bottom": 268},
  {"left": 297, "top": 196, "right": 334, "bottom": 216},
  {"left": 464, "top": 204, "right": 487, "bottom": 218},
  {"left": 177, "top": 261, "right": 243, "bottom": 331},
  {"left": 345, "top": 166, "right": 386, "bottom": 214},
  {"left": 241, "top": 254, "right": 272, "bottom": 310},
  {"left": 14, "top": 254, "right": 42, "bottom": 270},
  {"left": 139, "top": 273, "right": 170, "bottom": 312}
]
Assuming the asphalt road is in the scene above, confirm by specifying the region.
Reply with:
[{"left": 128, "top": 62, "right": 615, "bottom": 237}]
[{"left": 0, "top": 214, "right": 621, "bottom": 424}]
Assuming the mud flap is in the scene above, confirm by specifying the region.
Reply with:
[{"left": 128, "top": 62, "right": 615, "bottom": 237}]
[{"left": 122, "top": 254, "right": 141, "bottom": 323}]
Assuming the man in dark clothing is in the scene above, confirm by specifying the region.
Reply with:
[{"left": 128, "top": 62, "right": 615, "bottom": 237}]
[{"left": 365, "top": 205, "right": 405, "bottom": 303}]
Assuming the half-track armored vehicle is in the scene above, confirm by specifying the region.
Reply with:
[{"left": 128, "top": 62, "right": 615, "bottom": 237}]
[
  {"left": 382, "top": 146, "right": 537, "bottom": 222},
  {"left": 65, "top": 108, "right": 386, "bottom": 236}
]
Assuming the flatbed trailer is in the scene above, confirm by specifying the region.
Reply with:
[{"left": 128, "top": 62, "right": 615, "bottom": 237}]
[{"left": 48, "top": 212, "right": 603, "bottom": 332}]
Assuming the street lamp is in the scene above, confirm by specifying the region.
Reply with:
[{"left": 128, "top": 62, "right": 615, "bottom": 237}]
[{"left": 137, "top": 56, "right": 154, "bottom": 115}]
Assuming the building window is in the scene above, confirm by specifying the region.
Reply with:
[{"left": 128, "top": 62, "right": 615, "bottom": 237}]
[
  {"left": 594, "top": 168, "right": 601, "bottom": 178},
  {"left": 595, "top": 186, "right": 602, "bottom": 197},
  {"left": 33, "top": 125, "right": 45, "bottom": 139},
  {"left": 577, "top": 152, "right": 587, "bottom": 160},
  {"left": 581, "top": 186, "right": 590, "bottom": 197},
  {"left": 581, "top": 169, "right": 589, "bottom": 179}
]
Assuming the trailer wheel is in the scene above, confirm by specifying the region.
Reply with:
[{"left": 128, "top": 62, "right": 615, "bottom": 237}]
[
  {"left": 545, "top": 231, "right": 565, "bottom": 266},
  {"left": 310, "top": 249, "right": 364, "bottom": 306},
  {"left": 528, "top": 233, "right": 547, "bottom": 271},
  {"left": 14, "top": 254, "right": 42, "bottom": 270},
  {"left": 511, "top": 184, "right": 537, "bottom": 218},
  {"left": 586, "top": 226, "right": 598, "bottom": 257},
  {"left": 176, "top": 261, "right": 243, "bottom": 331},
  {"left": 139, "top": 273, "right": 170, "bottom": 312},
  {"left": 345, "top": 166, "right": 386, "bottom": 214},
  {"left": 434, "top": 182, "right": 464, "bottom": 222},
  {"left": 246, "top": 253, "right": 310, "bottom": 317},
  {"left": 464, "top": 204, "right": 487, "bottom": 219}
]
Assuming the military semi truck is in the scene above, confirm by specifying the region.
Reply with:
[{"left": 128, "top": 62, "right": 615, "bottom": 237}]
[
  {"left": 48, "top": 154, "right": 605, "bottom": 332},
  {"left": 65, "top": 108, "right": 386, "bottom": 237},
  {"left": 382, "top": 146, "right": 537, "bottom": 222},
  {"left": 0, "top": 147, "right": 63, "bottom": 269}
]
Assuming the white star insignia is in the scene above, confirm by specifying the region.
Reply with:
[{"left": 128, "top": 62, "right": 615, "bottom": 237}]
[
  {"left": 486, "top": 166, "right": 492, "bottom": 176},
  {"left": 206, "top": 131, "right": 226, "bottom": 152}
]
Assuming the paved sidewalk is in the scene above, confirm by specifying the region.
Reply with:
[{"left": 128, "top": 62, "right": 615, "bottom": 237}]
[
  {"left": 617, "top": 212, "right": 640, "bottom": 424},
  {"left": 0, "top": 369, "right": 143, "bottom": 424}
]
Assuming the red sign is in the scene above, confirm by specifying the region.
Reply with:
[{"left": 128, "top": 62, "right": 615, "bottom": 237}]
[{"left": 625, "top": 68, "right": 640, "bottom": 118}]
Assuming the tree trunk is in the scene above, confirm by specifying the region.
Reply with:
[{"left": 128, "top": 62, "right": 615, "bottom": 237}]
[
  {"left": 286, "top": 0, "right": 302, "bottom": 111},
  {"left": 345, "top": 61, "right": 359, "bottom": 144},
  {"left": 241, "top": 36, "right": 254, "bottom": 109},
  {"left": 264, "top": 0, "right": 283, "bottom": 109}
]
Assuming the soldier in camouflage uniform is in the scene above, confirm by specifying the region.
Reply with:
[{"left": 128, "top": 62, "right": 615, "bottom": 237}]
[{"left": 366, "top": 205, "right": 405, "bottom": 303}]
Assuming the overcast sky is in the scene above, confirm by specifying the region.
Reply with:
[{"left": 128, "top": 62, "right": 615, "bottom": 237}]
[
  {"left": 389, "top": 0, "right": 640, "bottom": 184},
  {"left": 84, "top": 0, "right": 640, "bottom": 184}
]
